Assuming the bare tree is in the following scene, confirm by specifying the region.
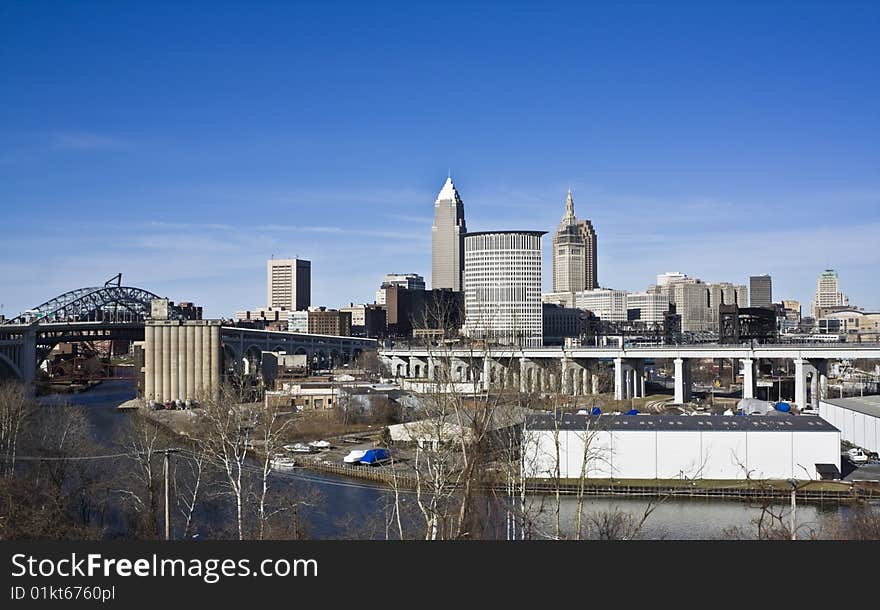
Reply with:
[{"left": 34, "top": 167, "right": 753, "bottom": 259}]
[
  {"left": 118, "top": 416, "right": 163, "bottom": 537},
  {"left": 198, "top": 383, "right": 255, "bottom": 540},
  {"left": 253, "top": 401, "right": 295, "bottom": 540},
  {"left": 0, "top": 382, "right": 35, "bottom": 477}
]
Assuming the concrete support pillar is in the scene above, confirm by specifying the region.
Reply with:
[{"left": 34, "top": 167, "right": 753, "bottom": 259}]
[
  {"left": 483, "top": 357, "right": 492, "bottom": 389},
  {"left": 794, "top": 358, "right": 807, "bottom": 409},
  {"left": 810, "top": 370, "right": 819, "bottom": 410},
  {"left": 812, "top": 359, "right": 828, "bottom": 406},
  {"left": 201, "top": 325, "right": 212, "bottom": 401},
  {"left": 614, "top": 358, "right": 624, "bottom": 400},
  {"left": 170, "top": 324, "right": 179, "bottom": 403},
  {"left": 674, "top": 358, "right": 692, "bottom": 404},
  {"left": 162, "top": 325, "right": 171, "bottom": 403},
  {"left": 625, "top": 368, "right": 634, "bottom": 399},
  {"left": 592, "top": 372, "right": 599, "bottom": 395},
  {"left": 742, "top": 358, "right": 755, "bottom": 400},
  {"left": 560, "top": 357, "right": 569, "bottom": 395},
  {"left": 185, "top": 325, "right": 195, "bottom": 400},
  {"left": 519, "top": 358, "right": 529, "bottom": 393},
  {"left": 210, "top": 324, "right": 221, "bottom": 402},
  {"left": 144, "top": 324, "right": 155, "bottom": 401},
  {"left": 19, "top": 329, "right": 37, "bottom": 393}
]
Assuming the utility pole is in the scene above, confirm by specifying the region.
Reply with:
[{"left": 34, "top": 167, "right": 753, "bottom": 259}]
[{"left": 160, "top": 449, "right": 180, "bottom": 541}]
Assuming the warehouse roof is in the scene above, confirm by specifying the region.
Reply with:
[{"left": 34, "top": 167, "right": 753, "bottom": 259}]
[
  {"left": 525, "top": 414, "right": 839, "bottom": 432},
  {"left": 822, "top": 396, "right": 880, "bottom": 419}
]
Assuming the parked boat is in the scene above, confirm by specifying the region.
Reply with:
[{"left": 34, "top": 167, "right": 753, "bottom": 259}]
[
  {"left": 343, "top": 449, "right": 367, "bottom": 464},
  {"left": 285, "top": 443, "right": 315, "bottom": 454},
  {"left": 359, "top": 448, "right": 391, "bottom": 466},
  {"left": 271, "top": 455, "right": 297, "bottom": 470},
  {"left": 309, "top": 440, "right": 332, "bottom": 450}
]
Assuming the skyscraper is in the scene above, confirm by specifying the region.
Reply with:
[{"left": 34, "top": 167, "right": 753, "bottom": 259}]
[
  {"left": 464, "top": 231, "right": 545, "bottom": 347},
  {"left": 267, "top": 258, "right": 311, "bottom": 311},
  {"left": 812, "top": 269, "right": 848, "bottom": 317},
  {"left": 552, "top": 190, "right": 597, "bottom": 292},
  {"left": 431, "top": 177, "right": 466, "bottom": 291},
  {"left": 749, "top": 274, "right": 772, "bottom": 308}
]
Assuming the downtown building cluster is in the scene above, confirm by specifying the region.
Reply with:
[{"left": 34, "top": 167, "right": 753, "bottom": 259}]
[{"left": 229, "top": 176, "right": 878, "bottom": 347}]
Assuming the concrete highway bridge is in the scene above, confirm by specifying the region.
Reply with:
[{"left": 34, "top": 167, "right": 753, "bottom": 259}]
[{"left": 379, "top": 343, "right": 880, "bottom": 408}]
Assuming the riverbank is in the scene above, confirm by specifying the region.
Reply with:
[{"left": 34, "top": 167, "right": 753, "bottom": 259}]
[{"left": 117, "top": 396, "right": 874, "bottom": 503}]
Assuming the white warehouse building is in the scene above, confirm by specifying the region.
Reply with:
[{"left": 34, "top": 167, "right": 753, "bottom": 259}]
[
  {"left": 819, "top": 396, "right": 880, "bottom": 456},
  {"left": 524, "top": 414, "right": 840, "bottom": 481}
]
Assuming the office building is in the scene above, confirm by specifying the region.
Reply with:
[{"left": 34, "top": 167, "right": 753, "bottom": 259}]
[
  {"left": 341, "top": 303, "right": 387, "bottom": 338},
  {"left": 648, "top": 276, "right": 713, "bottom": 333},
  {"left": 375, "top": 273, "right": 425, "bottom": 305},
  {"left": 625, "top": 292, "right": 670, "bottom": 324},
  {"left": 542, "top": 303, "right": 590, "bottom": 345},
  {"left": 287, "top": 307, "right": 351, "bottom": 336},
  {"left": 574, "top": 288, "right": 628, "bottom": 322},
  {"left": 235, "top": 306, "right": 290, "bottom": 331},
  {"left": 267, "top": 258, "right": 311, "bottom": 311},
  {"left": 750, "top": 274, "right": 772, "bottom": 308},
  {"left": 552, "top": 190, "right": 598, "bottom": 292},
  {"left": 812, "top": 269, "right": 849, "bottom": 318},
  {"left": 431, "top": 177, "right": 467, "bottom": 291},
  {"left": 463, "top": 231, "right": 545, "bottom": 347}
]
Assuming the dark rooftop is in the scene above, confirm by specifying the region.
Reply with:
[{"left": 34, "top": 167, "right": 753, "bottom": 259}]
[{"left": 526, "top": 414, "right": 839, "bottom": 433}]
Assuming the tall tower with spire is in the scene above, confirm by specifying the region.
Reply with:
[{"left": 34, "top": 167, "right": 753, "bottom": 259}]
[
  {"left": 431, "top": 176, "right": 467, "bottom": 291},
  {"left": 552, "top": 190, "right": 597, "bottom": 292}
]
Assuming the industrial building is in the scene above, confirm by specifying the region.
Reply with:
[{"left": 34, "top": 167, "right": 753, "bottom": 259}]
[
  {"left": 524, "top": 414, "right": 840, "bottom": 481},
  {"left": 819, "top": 396, "right": 880, "bottom": 456}
]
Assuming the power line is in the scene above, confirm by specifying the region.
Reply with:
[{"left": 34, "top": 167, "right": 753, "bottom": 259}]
[{"left": 12, "top": 451, "right": 150, "bottom": 461}]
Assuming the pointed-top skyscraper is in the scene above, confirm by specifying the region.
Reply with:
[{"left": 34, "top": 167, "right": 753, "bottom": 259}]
[
  {"left": 552, "top": 189, "right": 597, "bottom": 292},
  {"left": 432, "top": 176, "right": 467, "bottom": 291}
]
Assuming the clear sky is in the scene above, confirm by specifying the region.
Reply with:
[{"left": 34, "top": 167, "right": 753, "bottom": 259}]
[{"left": 1, "top": 1, "right": 879, "bottom": 318}]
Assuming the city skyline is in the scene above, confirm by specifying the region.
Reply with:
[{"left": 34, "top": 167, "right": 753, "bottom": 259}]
[{"left": 2, "top": 3, "right": 879, "bottom": 316}]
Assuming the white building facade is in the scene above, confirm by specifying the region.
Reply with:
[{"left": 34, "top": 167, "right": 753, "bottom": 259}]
[
  {"left": 463, "top": 230, "right": 545, "bottom": 347},
  {"left": 574, "top": 288, "right": 628, "bottom": 322},
  {"left": 524, "top": 414, "right": 841, "bottom": 481},
  {"left": 626, "top": 292, "right": 670, "bottom": 324},
  {"left": 819, "top": 397, "right": 880, "bottom": 456}
]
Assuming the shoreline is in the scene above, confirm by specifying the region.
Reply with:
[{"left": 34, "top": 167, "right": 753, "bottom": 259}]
[{"left": 117, "top": 398, "right": 872, "bottom": 503}]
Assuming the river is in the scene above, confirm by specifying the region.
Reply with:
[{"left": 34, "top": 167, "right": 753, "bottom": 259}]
[{"left": 42, "top": 380, "right": 856, "bottom": 540}]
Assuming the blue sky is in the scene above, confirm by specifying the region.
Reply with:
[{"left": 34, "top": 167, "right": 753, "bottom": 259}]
[{"left": 1, "top": 1, "right": 879, "bottom": 318}]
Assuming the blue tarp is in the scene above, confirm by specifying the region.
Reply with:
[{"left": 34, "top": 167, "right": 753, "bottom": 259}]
[
  {"left": 360, "top": 448, "right": 390, "bottom": 465},
  {"left": 775, "top": 402, "right": 791, "bottom": 412},
  {"left": 626, "top": 409, "right": 640, "bottom": 415},
  {"left": 591, "top": 406, "right": 602, "bottom": 415}
]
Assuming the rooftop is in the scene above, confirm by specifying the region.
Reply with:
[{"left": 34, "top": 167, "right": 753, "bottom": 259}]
[
  {"left": 526, "top": 414, "right": 840, "bottom": 432},
  {"left": 822, "top": 395, "right": 880, "bottom": 419},
  {"left": 464, "top": 230, "right": 548, "bottom": 237}
]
